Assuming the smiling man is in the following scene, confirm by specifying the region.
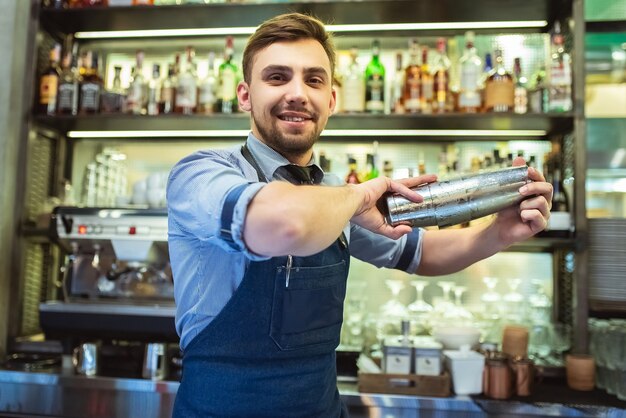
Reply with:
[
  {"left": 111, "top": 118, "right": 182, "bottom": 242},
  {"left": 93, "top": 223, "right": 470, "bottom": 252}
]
[{"left": 167, "top": 13, "right": 552, "bottom": 418}]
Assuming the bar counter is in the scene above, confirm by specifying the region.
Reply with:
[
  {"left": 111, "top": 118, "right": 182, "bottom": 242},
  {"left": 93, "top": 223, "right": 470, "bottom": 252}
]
[{"left": 0, "top": 369, "right": 624, "bottom": 418}]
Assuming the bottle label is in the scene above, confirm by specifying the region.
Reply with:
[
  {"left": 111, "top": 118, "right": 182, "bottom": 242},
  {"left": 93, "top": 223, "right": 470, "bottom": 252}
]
[
  {"left": 40, "top": 75, "right": 58, "bottom": 104},
  {"left": 199, "top": 82, "right": 216, "bottom": 107},
  {"left": 57, "top": 82, "right": 77, "bottom": 111},
  {"left": 514, "top": 87, "right": 528, "bottom": 114},
  {"left": 485, "top": 79, "right": 514, "bottom": 109},
  {"left": 459, "top": 66, "right": 481, "bottom": 108},
  {"left": 127, "top": 81, "right": 145, "bottom": 113},
  {"left": 80, "top": 83, "right": 101, "bottom": 111},
  {"left": 550, "top": 62, "right": 572, "bottom": 86},
  {"left": 161, "top": 86, "right": 174, "bottom": 104},
  {"left": 176, "top": 76, "right": 197, "bottom": 107},
  {"left": 220, "top": 70, "right": 236, "bottom": 102},
  {"left": 404, "top": 76, "right": 420, "bottom": 111},
  {"left": 342, "top": 78, "right": 365, "bottom": 112},
  {"left": 365, "top": 74, "right": 384, "bottom": 112}
]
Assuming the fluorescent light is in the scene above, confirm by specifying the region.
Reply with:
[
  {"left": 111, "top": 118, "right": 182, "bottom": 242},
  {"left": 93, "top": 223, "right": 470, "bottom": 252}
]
[
  {"left": 67, "top": 129, "right": 546, "bottom": 139},
  {"left": 74, "top": 20, "right": 547, "bottom": 39}
]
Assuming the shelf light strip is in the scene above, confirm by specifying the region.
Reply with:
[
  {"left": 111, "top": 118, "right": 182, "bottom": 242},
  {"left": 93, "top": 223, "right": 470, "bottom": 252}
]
[
  {"left": 67, "top": 129, "right": 547, "bottom": 139},
  {"left": 74, "top": 20, "right": 548, "bottom": 39}
]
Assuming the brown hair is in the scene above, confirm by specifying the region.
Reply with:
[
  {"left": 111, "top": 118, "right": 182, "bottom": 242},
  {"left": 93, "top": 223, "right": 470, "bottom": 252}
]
[{"left": 242, "top": 13, "right": 336, "bottom": 83}]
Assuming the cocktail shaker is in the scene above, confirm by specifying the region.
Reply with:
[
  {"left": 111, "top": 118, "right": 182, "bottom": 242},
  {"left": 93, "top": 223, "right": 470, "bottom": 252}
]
[{"left": 382, "top": 166, "right": 530, "bottom": 228}]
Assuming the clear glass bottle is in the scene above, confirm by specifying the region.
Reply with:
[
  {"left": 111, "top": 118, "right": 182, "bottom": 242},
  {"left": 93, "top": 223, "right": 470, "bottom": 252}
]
[
  {"left": 403, "top": 38, "right": 421, "bottom": 114},
  {"left": 126, "top": 50, "right": 147, "bottom": 115},
  {"left": 57, "top": 50, "right": 79, "bottom": 115},
  {"left": 431, "top": 38, "right": 451, "bottom": 114},
  {"left": 342, "top": 47, "right": 365, "bottom": 113},
  {"left": 548, "top": 21, "right": 573, "bottom": 112},
  {"left": 101, "top": 65, "right": 126, "bottom": 113},
  {"left": 176, "top": 46, "right": 198, "bottom": 114},
  {"left": 217, "top": 36, "right": 238, "bottom": 114},
  {"left": 159, "top": 63, "right": 176, "bottom": 114},
  {"left": 39, "top": 43, "right": 61, "bottom": 115},
  {"left": 484, "top": 48, "right": 514, "bottom": 112},
  {"left": 147, "top": 63, "right": 161, "bottom": 115},
  {"left": 390, "top": 52, "right": 405, "bottom": 114},
  {"left": 345, "top": 156, "right": 361, "bottom": 184},
  {"left": 364, "top": 39, "right": 385, "bottom": 114},
  {"left": 420, "top": 47, "right": 434, "bottom": 114},
  {"left": 198, "top": 51, "right": 217, "bottom": 115},
  {"left": 458, "top": 31, "right": 482, "bottom": 113},
  {"left": 513, "top": 57, "right": 528, "bottom": 114}
]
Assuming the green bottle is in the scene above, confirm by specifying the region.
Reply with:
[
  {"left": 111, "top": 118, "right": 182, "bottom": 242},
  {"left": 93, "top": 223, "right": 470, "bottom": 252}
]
[
  {"left": 365, "top": 40, "right": 385, "bottom": 113},
  {"left": 218, "top": 36, "right": 239, "bottom": 114}
]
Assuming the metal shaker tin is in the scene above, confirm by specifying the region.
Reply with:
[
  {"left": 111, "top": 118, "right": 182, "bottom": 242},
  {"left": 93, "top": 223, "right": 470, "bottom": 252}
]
[{"left": 383, "top": 166, "right": 530, "bottom": 228}]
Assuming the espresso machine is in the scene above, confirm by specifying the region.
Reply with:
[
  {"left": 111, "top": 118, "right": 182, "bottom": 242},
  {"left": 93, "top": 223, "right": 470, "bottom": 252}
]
[{"left": 39, "top": 207, "right": 178, "bottom": 344}]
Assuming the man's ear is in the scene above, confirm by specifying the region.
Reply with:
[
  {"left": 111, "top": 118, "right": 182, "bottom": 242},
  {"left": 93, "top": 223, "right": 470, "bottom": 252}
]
[
  {"left": 237, "top": 81, "right": 251, "bottom": 112},
  {"left": 329, "top": 85, "right": 337, "bottom": 114}
]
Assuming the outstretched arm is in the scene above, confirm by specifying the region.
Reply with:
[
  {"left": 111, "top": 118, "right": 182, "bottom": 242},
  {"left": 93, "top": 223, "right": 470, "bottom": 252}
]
[{"left": 244, "top": 174, "right": 436, "bottom": 257}]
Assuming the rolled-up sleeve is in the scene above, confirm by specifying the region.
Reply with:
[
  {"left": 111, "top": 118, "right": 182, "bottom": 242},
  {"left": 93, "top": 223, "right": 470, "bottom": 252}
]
[
  {"left": 167, "top": 149, "right": 269, "bottom": 261},
  {"left": 348, "top": 224, "right": 424, "bottom": 273}
]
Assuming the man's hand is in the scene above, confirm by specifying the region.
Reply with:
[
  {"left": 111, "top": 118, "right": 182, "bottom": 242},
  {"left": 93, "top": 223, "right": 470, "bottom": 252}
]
[
  {"left": 350, "top": 174, "right": 437, "bottom": 239},
  {"left": 492, "top": 157, "right": 553, "bottom": 246}
]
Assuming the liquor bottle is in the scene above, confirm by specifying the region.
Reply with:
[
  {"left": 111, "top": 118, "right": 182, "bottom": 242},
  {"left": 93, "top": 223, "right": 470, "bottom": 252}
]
[
  {"left": 402, "top": 39, "right": 421, "bottom": 114},
  {"left": 176, "top": 46, "right": 198, "bottom": 114},
  {"left": 383, "top": 160, "right": 394, "bottom": 178},
  {"left": 217, "top": 36, "right": 238, "bottom": 114},
  {"left": 528, "top": 66, "right": 548, "bottom": 113},
  {"left": 42, "top": 0, "right": 67, "bottom": 9},
  {"left": 159, "top": 64, "right": 176, "bottom": 114},
  {"left": 418, "top": 152, "right": 426, "bottom": 176},
  {"left": 147, "top": 64, "right": 161, "bottom": 115},
  {"left": 364, "top": 40, "right": 385, "bottom": 114},
  {"left": 345, "top": 156, "right": 361, "bottom": 184},
  {"left": 365, "top": 141, "right": 380, "bottom": 180},
  {"left": 101, "top": 65, "right": 126, "bottom": 113},
  {"left": 547, "top": 22, "right": 573, "bottom": 112},
  {"left": 484, "top": 48, "right": 514, "bottom": 112},
  {"left": 57, "top": 51, "right": 79, "bottom": 115},
  {"left": 319, "top": 151, "right": 331, "bottom": 172},
  {"left": 39, "top": 43, "right": 61, "bottom": 115},
  {"left": 198, "top": 52, "right": 217, "bottom": 115},
  {"left": 420, "top": 47, "right": 434, "bottom": 114},
  {"left": 126, "top": 50, "right": 147, "bottom": 115},
  {"left": 431, "top": 38, "right": 451, "bottom": 114},
  {"left": 513, "top": 57, "right": 528, "bottom": 114},
  {"left": 458, "top": 31, "right": 482, "bottom": 113},
  {"left": 132, "top": 0, "right": 154, "bottom": 4},
  {"left": 79, "top": 51, "right": 102, "bottom": 114},
  {"left": 342, "top": 47, "right": 365, "bottom": 113},
  {"left": 390, "top": 52, "right": 405, "bottom": 114}
]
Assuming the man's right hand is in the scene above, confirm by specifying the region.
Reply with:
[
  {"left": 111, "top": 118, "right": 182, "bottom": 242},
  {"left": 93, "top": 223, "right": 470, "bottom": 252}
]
[{"left": 350, "top": 174, "right": 437, "bottom": 240}]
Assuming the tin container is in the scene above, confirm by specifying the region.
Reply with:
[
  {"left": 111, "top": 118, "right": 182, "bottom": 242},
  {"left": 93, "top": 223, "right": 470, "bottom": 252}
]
[
  {"left": 413, "top": 336, "right": 443, "bottom": 376},
  {"left": 382, "top": 166, "right": 530, "bottom": 228}
]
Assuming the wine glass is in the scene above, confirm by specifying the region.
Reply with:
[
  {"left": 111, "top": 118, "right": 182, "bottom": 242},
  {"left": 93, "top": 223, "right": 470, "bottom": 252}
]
[
  {"left": 408, "top": 280, "right": 432, "bottom": 314},
  {"left": 448, "top": 285, "right": 473, "bottom": 322},
  {"left": 380, "top": 279, "right": 408, "bottom": 318},
  {"left": 503, "top": 278, "right": 524, "bottom": 322}
]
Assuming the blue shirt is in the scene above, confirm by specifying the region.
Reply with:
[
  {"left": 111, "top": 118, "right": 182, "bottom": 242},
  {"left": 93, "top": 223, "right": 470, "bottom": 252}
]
[{"left": 167, "top": 133, "right": 424, "bottom": 349}]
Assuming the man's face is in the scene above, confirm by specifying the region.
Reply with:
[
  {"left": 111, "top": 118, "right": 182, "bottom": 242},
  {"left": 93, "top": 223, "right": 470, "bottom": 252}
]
[{"left": 237, "top": 39, "right": 336, "bottom": 163}]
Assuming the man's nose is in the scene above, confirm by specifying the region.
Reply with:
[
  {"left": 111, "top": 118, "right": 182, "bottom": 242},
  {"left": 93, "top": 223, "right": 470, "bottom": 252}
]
[{"left": 285, "top": 79, "right": 308, "bottom": 105}]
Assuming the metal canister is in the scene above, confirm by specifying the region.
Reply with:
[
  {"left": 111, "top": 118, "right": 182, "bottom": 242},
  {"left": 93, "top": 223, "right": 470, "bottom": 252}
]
[
  {"left": 382, "top": 166, "right": 530, "bottom": 228},
  {"left": 512, "top": 357, "right": 534, "bottom": 396},
  {"left": 484, "top": 352, "right": 514, "bottom": 399}
]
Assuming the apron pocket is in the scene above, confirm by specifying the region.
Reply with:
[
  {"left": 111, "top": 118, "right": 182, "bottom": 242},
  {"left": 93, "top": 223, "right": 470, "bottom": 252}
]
[{"left": 270, "top": 260, "right": 347, "bottom": 351}]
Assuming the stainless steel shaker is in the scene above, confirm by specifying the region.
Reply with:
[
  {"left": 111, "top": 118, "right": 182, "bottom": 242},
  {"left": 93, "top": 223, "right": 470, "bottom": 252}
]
[
  {"left": 73, "top": 342, "right": 98, "bottom": 376},
  {"left": 142, "top": 342, "right": 167, "bottom": 380},
  {"left": 382, "top": 166, "right": 530, "bottom": 228}
]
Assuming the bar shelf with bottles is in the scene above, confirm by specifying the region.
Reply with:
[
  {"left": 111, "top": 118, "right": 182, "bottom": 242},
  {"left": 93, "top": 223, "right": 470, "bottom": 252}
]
[{"left": 35, "top": 29, "right": 575, "bottom": 139}]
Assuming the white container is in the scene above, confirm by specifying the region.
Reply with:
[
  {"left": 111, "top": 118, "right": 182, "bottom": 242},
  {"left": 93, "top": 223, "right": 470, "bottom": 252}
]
[
  {"left": 444, "top": 345, "right": 485, "bottom": 395},
  {"left": 413, "top": 336, "right": 442, "bottom": 376}
]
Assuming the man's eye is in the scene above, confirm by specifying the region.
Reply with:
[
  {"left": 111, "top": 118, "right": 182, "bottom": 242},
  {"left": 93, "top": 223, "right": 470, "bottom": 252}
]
[
  {"left": 308, "top": 77, "right": 323, "bottom": 85},
  {"left": 268, "top": 74, "right": 285, "bottom": 81}
]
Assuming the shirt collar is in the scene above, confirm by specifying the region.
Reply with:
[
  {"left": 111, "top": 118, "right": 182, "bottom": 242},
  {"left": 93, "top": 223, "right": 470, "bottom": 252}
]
[{"left": 245, "top": 132, "right": 324, "bottom": 183}]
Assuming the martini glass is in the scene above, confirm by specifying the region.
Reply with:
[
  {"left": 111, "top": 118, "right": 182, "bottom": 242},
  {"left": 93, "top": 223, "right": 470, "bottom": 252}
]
[
  {"left": 380, "top": 279, "right": 408, "bottom": 318},
  {"left": 408, "top": 280, "right": 433, "bottom": 314}
]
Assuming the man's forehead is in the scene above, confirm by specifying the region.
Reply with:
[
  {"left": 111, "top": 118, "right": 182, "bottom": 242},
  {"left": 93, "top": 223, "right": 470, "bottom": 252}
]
[{"left": 251, "top": 39, "right": 331, "bottom": 74}]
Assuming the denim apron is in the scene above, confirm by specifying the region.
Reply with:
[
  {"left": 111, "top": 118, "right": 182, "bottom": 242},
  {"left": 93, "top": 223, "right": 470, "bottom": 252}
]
[{"left": 173, "top": 146, "right": 351, "bottom": 417}]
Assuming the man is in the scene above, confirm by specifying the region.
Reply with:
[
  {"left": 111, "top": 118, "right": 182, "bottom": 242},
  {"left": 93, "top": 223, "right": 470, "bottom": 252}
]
[{"left": 167, "top": 13, "right": 552, "bottom": 418}]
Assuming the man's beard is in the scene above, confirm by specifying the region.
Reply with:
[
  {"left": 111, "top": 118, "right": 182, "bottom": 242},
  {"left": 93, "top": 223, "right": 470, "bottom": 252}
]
[{"left": 251, "top": 106, "right": 322, "bottom": 160}]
